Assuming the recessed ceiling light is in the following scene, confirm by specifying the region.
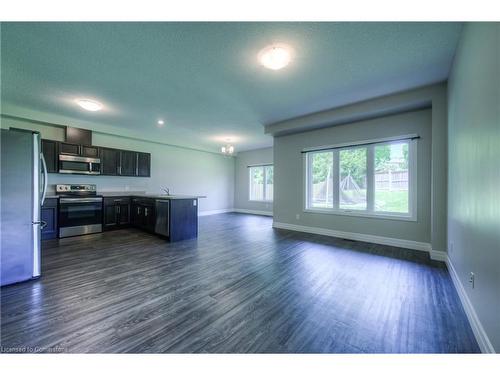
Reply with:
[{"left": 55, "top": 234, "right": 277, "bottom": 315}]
[
  {"left": 75, "top": 99, "right": 103, "bottom": 112},
  {"left": 258, "top": 44, "right": 293, "bottom": 70},
  {"left": 157, "top": 119, "right": 164, "bottom": 126}
]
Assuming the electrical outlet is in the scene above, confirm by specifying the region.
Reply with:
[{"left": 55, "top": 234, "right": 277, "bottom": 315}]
[
  {"left": 469, "top": 272, "right": 475, "bottom": 289},
  {"left": 295, "top": 214, "right": 300, "bottom": 220}
]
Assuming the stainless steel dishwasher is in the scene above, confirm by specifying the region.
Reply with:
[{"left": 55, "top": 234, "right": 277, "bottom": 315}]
[{"left": 154, "top": 199, "right": 170, "bottom": 237}]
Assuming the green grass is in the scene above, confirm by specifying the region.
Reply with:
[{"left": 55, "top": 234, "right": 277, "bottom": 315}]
[{"left": 375, "top": 190, "right": 408, "bottom": 213}]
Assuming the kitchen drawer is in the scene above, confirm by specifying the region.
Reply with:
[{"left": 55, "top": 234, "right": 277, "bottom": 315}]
[{"left": 104, "top": 197, "right": 131, "bottom": 206}]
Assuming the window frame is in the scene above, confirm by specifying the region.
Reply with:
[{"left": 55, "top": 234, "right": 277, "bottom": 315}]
[
  {"left": 248, "top": 164, "right": 274, "bottom": 202},
  {"left": 304, "top": 138, "right": 417, "bottom": 221}
]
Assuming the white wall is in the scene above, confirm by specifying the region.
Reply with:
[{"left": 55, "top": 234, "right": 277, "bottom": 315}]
[
  {"left": 1, "top": 116, "right": 235, "bottom": 213},
  {"left": 273, "top": 109, "right": 432, "bottom": 245},
  {"left": 266, "top": 83, "right": 449, "bottom": 254},
  {"left": 447, "top": 22, "right": 499, "bottom": 352},
  {"left": 234, "top": 147, "right": 273, "bottom": 214}
]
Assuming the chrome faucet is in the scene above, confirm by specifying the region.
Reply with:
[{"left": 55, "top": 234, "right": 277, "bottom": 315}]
[{"left": 162, "top": 187, "right": 170, "bottom": 195}]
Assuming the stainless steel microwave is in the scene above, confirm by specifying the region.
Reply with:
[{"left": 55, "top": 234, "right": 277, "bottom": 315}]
[{"left": 59, "top": 154, "right": 101, "bottom": 175}]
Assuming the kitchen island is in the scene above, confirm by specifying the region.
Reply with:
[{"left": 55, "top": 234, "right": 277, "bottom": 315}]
[{"left": 102, "top": 192, "right": 205, "bottom": 242}]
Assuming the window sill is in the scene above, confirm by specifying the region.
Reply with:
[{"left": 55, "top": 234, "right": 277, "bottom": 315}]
[
  {"left": 249, "top": 200, "right": 273, "bottom": 203},
  {"left": 303, "top": 208, "right": 416, "bottom": 222}
]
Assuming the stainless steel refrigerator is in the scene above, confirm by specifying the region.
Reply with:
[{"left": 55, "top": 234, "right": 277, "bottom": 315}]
[{"left": 1, "top": 128, "right": 48, "bottom": 286}]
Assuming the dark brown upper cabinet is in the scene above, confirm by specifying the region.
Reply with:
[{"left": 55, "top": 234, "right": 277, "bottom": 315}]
[
  {"left": 41, "top": 139, "right": 58, "bottom": 173},
  {"left": 81, "top": 145, "right": 99, "bottom": 158},
  {"left": 119, "top": 150, "right": 137, "bottom": 176},
  {"left": 137, "top": 152, "right": 151, "bottom": 177},
  {"left": 100, "top": 147, "right": 120, "bottom": 176},
  {"left": 59, "top": 142, "right": 80, "bottom": 156},
  {"left": 65, "top": 126, "right": 92, "bottom": 146},
  {"left": 40, "top": 138, "right": 151, "bottom": 178}
]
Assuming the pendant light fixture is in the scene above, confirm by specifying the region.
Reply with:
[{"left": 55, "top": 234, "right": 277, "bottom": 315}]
[{"left": 221, "top": 139, "right": 235, "bottom": 155}]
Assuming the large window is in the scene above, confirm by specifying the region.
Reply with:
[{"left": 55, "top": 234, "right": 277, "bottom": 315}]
[
  {"left": 249, "top": 165, "right": 273, "bottom": 201},
  {"left": 306, "top": 138, "right": 416, "bottom": 220}
]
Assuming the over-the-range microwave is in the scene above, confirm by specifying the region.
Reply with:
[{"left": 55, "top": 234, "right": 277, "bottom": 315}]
[{"left": 58, "top": 154, "right": 101, "bottom": 175}]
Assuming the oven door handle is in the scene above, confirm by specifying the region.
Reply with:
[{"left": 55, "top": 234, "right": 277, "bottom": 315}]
[{"left": 60, "top": 198, "right": 103, "bottom": 203}]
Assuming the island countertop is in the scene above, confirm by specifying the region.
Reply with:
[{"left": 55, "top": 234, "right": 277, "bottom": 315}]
[
  {"left": 44, "top": 192, "right": 206, "bottom": 200},
  {"left": 98, "top": 192, "right": 206, "bottom": 200}
]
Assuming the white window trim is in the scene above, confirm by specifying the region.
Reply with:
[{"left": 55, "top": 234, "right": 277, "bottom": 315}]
[
  {"left": 303, "top": 139, "right": 417, "bottom": 222},
  {"left": 249, "top": 165, "right": 273, "bottom": 202}
]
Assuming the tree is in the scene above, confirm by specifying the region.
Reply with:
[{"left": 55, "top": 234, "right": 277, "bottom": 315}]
[
  {"left": 311, "top": 152, "right": 333, "bottom": 184},
  {"left": 402, "top": 144, "right": 409, "bottom": 169},
  {"left": 251, "top": 167, "right": 264, "bottom": 184},
  {"left": 375, "top": 143, "right": 409, "bottom": 171},
  {"left": 375, "top": 145, "right": 391, "bottom": 171},
  {"left": 339, "top": 148, "right": 366, "bottom": 187}
]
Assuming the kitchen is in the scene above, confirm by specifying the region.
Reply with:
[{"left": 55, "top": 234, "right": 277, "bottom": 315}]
[{"left": 1, "top": 125, "right": 204, "bottom": 286}]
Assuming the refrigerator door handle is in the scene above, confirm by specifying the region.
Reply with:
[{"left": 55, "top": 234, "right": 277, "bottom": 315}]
[
  {"left": 32, "top": 220, "right": 47, "bottom": 229},
  {"left": 40, "top": 153, "right": 48, "bottom": 206}
]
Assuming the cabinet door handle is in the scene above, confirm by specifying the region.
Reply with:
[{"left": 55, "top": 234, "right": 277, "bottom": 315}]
[
  {"left": 117, "top": 205, "right": 120, "bottom": 214},
  {"left": 144, "top": 207, "right": 148, "bottom": 217}
]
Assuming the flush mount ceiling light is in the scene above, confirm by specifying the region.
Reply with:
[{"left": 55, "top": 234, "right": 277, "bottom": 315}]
[
  {"left": 75, "top": 99, "right": 103, "bottom": 112},
  {"left": 258, "top": 44, "right": 293, "bottom": 70},
  {"left": 157, "top": 119, "right": 165, "bottom": 127}
]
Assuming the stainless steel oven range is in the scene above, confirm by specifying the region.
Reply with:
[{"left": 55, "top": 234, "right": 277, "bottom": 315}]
[{"left": 57, "top": 184, "right": 103, "bottom": 238}]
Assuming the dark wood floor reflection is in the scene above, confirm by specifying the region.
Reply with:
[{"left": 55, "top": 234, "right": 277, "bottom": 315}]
[{"left": 1, "top": 213, "right": 479, "bottom": 353}]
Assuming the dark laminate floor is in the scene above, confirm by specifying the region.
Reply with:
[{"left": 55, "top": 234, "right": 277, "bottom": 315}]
[{"left": 1, "top": 213, "right": 480, "bottom": 353}]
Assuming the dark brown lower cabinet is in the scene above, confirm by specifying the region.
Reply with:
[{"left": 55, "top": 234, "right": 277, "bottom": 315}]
[
  {"left": 131, "top": 198, "right": 155, "bottom": 232},
  {"left": 103, "top": 197, "right": 130, "bottom": 231},
  {"left": 41, "top": 198, "right": 58, "bottom": 240},
  {"left": 169, "top": 199, "right": 198, "bottom": 242}
]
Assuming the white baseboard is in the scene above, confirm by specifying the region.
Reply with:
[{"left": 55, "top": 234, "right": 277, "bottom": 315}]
[
  {"left": 234, "top": 208, "right": 273, "bottom": 216},
  {"left": 446, "top": 256, "right": 495, "bottom": 353},
  {"left": 199, "top": 208, "right": 274, "bottom": 217},
  {"left": 198, "top": 208, "right": 234, "bottom": 216},
  {"left": 272, "top": 221, "right": 431, "bottom": 252},
  {"left": 429, "top": 250, "right": 448, "bottom": 262}
]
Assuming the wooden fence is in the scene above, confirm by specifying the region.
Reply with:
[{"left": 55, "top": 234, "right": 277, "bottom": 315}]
[{"left": 375, "top": 170, "right": 408, "bottom": 191}]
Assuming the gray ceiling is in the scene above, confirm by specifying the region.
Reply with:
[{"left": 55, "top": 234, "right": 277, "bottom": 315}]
[{"left": 1, "top": 22, "right": 462, "bottom": 152}]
